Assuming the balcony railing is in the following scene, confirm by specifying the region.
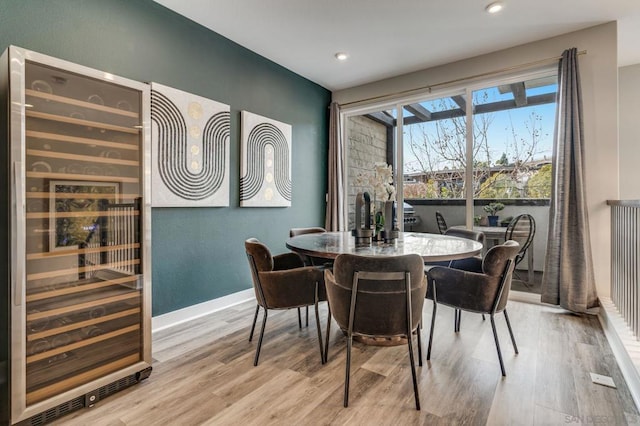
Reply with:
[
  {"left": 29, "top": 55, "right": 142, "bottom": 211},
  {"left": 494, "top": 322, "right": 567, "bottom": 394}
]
[{"left": 608, "top": 200, "right": 640, "bottom": 340}]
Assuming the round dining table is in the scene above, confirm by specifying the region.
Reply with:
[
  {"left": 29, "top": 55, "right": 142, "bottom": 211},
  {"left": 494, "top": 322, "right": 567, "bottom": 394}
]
[
  {"left": 286, "top": 231, "right": 482, "bottom": 263},
  {"left": 286, "top": 231, "right": 482, "bottom": 346}
]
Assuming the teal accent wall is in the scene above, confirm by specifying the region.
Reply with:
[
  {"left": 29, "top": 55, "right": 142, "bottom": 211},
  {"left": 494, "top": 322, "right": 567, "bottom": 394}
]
[{"left": 0, "top": 0, "right": 331, "bottom": 315}]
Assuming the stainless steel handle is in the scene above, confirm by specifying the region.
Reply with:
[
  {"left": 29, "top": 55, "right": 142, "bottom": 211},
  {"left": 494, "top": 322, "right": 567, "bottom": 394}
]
[{"left": 13, "top": 161, "right": 24, "bottom": 306}]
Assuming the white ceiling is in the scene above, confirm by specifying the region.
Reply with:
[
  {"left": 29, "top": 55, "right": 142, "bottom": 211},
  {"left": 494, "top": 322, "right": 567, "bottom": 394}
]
[{"left": 154, "top": 0, "right": 640, "bottom": 91}]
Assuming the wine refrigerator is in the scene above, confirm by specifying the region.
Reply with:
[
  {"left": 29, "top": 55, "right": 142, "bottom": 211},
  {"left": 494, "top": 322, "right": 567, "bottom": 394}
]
[{"left": 0, "top": 46, "right": 152, "bottom": 425}]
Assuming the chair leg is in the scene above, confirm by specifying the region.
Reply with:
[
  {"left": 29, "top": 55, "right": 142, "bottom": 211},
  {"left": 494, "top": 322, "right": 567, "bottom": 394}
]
[
  {"left": 407, "top": 330, "right": 421, "bottom": 410},
  {"left": 254, "top": 308, "right": 268, "bottom": 366},
  {"left": 427, "top": 301, "right": 437, "bottom": 360},
  {"left": 314, "top": 301, "right": 324, "bottom": 364},
  {"left": 454, "top": 309, "right": 462, "bottom": 332},
  {"left": 344, "top": 333, "right": 353, "bottom": 407},
  {"left": 324, "top": 303, "right": 332, "bottom": 363},
  {"left": 490, "top": 314, "right": 506, "bottom": 376},
  {"left": 482, "top": 314, "right": 486, "bottom": 321},
  {"left": 417, "top": 321, "right": 423, "bottom": 367},
  {"left": 249, "top": 304, "right": 260, "bottom": 342},
  {"left": 306, "top": 306, "right": 309, "bottom": 327},
  {"left": 297, "top": 308, "right": 302, "bottom": 329},
  {"left": 503, "top": 309, "right": 519, "bottom": 354}
]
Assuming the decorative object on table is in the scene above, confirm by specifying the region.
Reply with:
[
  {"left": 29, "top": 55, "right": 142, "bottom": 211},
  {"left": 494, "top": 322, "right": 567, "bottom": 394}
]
[
  {"left": 150, "top": 82, "right": 230, "bottom": 207},
  {"left": 483, "top": 202, "right": 505, "bottom": 226},
  {"left": 354, "top": 162, "right": 397, "bottom": 240},
  {"left": 381, "top": 200, "right": 399, "bottom": 242},
  {"left": 240, "top": 111, "right": 292, "bottom": 207},
  {"left": 352, "top": 192, "right": 373, "bottom": 245},
  {"left": 474, "top": 215, "right": 482, "bottom": 226}
]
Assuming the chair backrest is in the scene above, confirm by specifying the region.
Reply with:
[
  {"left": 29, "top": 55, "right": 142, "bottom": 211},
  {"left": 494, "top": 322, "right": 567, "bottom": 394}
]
[
  {"left": 504, "top": 214, "right": 535, "bottom": 266},
  {"left": 289, "top": 227, "right": 327, "bottom": 237},
  {"left": 435, "top": 211, "right": 448, "bottom": 234},
  {"left": 245, "top": 238, "right": 274, "bottom": 306},
  {"left": 326, "top": 254, "right": 426, "bottom": 337},
  {"left": 444, "top": 227, "right": 485, "bottom": 247},
  {"left": 482, "top": 240, "right": 521, "bottom": 312}
]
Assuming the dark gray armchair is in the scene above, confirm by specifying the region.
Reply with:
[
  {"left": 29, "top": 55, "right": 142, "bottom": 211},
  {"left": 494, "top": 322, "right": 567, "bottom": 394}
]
[{"left": 426, "top": 240, "right": 520, "bottom": 376}]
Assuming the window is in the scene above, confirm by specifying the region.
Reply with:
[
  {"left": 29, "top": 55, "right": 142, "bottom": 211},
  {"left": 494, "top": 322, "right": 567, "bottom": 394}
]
[{"left": 402, "top": 73, "right": 556, "bottom": 202}]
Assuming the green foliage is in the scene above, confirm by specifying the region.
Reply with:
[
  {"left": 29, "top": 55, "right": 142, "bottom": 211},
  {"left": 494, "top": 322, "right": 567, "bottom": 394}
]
[
  {"left": 527, "top": 164, "right": 552, "bottom": 198},
  {"left": 495, "top": 152, "right": 509, "bottom": 166},
  {"left": 477, "top": 173, "right": 520, "bottom": 199}
]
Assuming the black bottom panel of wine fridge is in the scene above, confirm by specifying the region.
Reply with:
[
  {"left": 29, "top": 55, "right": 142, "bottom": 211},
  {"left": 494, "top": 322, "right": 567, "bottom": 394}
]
[{"left": 16, "top": 367, "right": 151, "bottom": 426}]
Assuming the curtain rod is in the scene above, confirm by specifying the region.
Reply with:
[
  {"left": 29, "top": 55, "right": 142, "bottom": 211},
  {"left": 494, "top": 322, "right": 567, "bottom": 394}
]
[{"left": 337, "top": 50, "right": 587, "bottom": 109}]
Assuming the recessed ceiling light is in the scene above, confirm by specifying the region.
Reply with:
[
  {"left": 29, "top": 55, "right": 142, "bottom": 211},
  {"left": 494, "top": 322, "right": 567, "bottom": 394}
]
[
  {"left": 334, "top": 52, "right": 349, "bottom": 61},
  {"left": 485, "top": 2, "right": 503, "bottom": 13}
]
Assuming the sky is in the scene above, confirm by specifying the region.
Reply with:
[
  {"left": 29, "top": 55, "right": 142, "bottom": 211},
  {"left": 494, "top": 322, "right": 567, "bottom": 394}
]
[{"left": 402, "top": 81, "right": 557, "bottom": 174}]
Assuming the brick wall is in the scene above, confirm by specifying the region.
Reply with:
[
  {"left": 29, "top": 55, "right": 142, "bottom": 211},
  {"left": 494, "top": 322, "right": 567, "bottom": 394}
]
[{"left": 347, "top": 115, "right": 388, "bottom": 229}]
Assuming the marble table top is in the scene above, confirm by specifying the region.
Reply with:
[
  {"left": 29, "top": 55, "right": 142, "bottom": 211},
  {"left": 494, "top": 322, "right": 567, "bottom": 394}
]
[{"left": 286, "top": 231, "right": 482, "bottom": 262}]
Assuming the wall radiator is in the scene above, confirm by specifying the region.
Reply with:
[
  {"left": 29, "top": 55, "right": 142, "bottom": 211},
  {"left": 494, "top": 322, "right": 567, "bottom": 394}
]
[{"left": 608, "top": 200, "right": 640, "bottom": 340}]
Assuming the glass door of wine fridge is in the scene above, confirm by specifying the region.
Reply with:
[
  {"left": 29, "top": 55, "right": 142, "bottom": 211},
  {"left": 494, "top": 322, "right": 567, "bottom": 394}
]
[{"left": 6, "top": 46, "right": 151, "bottom": 424}]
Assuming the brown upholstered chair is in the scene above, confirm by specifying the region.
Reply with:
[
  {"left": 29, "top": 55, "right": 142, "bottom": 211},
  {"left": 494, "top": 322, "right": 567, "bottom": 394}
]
[
  {"left": 325, "top": 254, "right": 426, "bottom": 410},
  {"left": 289, "top": 227, "right": 329, "bottom": 326},
  {"left": 289, "top": 226, "right": 327, "bottom": 238},
  {"left": 245, "top": 238, "right": 327, "bottom": 366},
  {"left": 426, "top": 240, "right": 520, "bottom": 376}
]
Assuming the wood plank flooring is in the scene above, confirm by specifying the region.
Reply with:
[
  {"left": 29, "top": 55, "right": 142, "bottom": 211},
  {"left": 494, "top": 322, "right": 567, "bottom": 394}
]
[{"left": 53, "top": 299, "right": 639, "bottom": 425}]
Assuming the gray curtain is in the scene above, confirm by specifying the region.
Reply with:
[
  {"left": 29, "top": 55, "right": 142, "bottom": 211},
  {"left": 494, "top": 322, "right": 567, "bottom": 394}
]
[
  {"left": 325, "top": 102, "right": 347, "bottom": 231},
  {"left": 541, "top": 48, "right": 598, "bottom": 312}
]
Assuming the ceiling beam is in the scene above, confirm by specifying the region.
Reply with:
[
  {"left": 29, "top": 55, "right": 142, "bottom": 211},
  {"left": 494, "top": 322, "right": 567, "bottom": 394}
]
[
  {"left": 474, "top": 92, "right": 555, "bottom": 114},
  {"left": 364, "top": 92, "right": 556, "bottom": 127},
  {"left": 451, "top": 95, "right": 466, "bottom": 110},
  {"left": 402, "top": 92, "right": 556, "bottom": 125},
  {"left": 404, "top": 103, "right": 432, "bottom": 121},
  {"left": 510, "top": 82, "right": 527, "bottom": 107}
]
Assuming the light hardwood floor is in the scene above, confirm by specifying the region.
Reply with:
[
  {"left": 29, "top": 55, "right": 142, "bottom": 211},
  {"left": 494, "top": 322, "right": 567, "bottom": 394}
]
[{"left": 54, "top": 299, "right": 639, "bottom": 425}]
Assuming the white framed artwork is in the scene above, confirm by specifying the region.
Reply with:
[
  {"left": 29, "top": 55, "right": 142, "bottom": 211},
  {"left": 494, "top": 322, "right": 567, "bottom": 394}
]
[
  {"left": 240, "top": 111, "right": 292, "bottom": 207},
  {"left": 150, "top": 82, "right": 230, "bottom": 207}
]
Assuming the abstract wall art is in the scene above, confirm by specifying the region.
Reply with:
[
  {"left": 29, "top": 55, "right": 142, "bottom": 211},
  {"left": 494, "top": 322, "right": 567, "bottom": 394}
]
[
  {"left": 240, "top": 111, "right": 292, "bottom": 207},
  {"left": 151, "top": 82, "right": 230, "bottom": 207}
]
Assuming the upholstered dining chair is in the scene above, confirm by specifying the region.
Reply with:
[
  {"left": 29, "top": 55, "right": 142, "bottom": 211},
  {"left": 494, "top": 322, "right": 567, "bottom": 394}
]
[
  {"left": 324, "top": 254, "right": 426, "bottom": 410},
  {"left": 504, "top": 214, "right": 536, "bottom": 284},
  {"left": 435, "top": 211, "right": 448, "bottom": 234},
  {"left": 289, "top": 227, "right": 328, "bottom": 327},
  {"left": 425, "top": 227, "right": 486, "bottom": 331},
  {"left": 426, "top": 240, "right": 520, "bottom": 376},
  {"left": 245, "top": 238, "right": 327, "bottom": 366}
]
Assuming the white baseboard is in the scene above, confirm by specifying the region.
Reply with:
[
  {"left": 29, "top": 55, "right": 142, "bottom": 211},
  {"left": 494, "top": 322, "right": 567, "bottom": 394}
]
[
  {"left": 152, "top": 289, "right": 254, "bottom": 333},
  {"left": 598, "top": 297, "right": 640, "bottom": 411}
]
